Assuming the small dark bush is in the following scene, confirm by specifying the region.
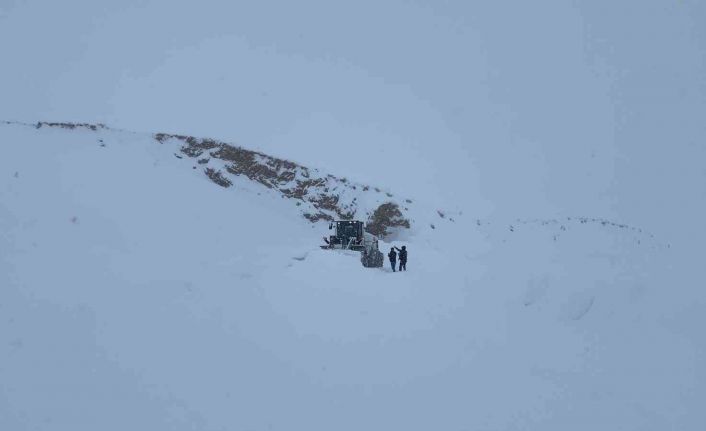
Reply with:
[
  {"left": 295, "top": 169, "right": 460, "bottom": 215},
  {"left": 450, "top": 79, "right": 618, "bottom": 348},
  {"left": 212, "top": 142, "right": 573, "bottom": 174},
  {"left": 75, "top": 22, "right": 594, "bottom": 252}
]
[{"left": 365, "top": 202, "right": 410, "bottom": 238}]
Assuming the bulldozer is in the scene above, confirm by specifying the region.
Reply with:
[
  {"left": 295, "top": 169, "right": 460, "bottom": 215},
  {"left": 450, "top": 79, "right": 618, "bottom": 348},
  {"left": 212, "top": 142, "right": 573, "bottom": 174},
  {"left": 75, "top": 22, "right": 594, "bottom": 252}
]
[{"left": 321, "top": 220, "right": 384, "bottom": 268}]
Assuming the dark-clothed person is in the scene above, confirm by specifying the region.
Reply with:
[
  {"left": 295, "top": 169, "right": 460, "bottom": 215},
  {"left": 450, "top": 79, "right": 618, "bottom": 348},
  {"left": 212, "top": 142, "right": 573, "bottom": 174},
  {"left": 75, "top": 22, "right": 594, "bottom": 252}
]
[
  {"left": 394, "top": 246, "right": 407, "bottom": 271},
  {"left": 388, "top": 248, "right": 397, "bottom": 272}
]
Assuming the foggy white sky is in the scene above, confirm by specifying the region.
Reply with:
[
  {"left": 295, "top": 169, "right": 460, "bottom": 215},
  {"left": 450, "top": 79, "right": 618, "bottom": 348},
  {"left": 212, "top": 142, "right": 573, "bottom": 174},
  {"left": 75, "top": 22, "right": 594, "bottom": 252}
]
[{"left": 1, "top": 0, "right": 705, "bottom": 240}]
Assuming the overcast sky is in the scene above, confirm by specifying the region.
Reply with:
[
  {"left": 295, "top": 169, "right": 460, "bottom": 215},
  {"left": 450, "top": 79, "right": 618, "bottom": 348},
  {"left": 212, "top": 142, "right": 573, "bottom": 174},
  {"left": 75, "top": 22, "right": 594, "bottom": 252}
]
[{"left": 1, "top": 0, "right": 705, "bottom": 239}]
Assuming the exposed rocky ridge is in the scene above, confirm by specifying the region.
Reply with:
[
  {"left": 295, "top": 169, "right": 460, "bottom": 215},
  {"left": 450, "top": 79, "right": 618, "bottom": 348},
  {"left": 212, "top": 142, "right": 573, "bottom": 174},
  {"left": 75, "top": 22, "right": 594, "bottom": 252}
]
[
  {"left": 471, "top": 215, "right": 664, "bottom": 249},
  {"left": 154, "top": 132, "right": 413, "bottom": 237},
  {"left": 8, "top": 121, "right": 657, "bottom": 245},
  {"left": 4, "top": 121, "right": 412, "bottom": 238},
  {"left": 34, "top": 121, "right": 107, "bottom": 131}
]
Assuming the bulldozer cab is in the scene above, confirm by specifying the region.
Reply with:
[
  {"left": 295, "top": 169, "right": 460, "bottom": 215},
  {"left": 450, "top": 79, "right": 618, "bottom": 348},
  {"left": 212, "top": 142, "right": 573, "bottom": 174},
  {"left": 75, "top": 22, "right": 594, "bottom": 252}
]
[{"left": 330, "top": 220, "right": 363, "bottom": 243}]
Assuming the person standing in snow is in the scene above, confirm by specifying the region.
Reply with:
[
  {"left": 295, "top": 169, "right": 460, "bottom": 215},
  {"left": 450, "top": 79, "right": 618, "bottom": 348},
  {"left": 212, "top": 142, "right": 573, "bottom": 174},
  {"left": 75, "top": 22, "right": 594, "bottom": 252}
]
[
  {"left": 394, "top": 246, "right": 407, "bottom": 271},
  {"left": 388, "top": 247, "right": 397, "bottom": 272}
]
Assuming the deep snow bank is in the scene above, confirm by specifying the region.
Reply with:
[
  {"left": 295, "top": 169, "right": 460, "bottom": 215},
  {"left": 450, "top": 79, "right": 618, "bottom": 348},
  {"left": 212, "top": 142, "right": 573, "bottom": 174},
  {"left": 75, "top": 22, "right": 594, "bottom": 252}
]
[{"left": 1, "top": 122, "right": 704, "bottom": 430}]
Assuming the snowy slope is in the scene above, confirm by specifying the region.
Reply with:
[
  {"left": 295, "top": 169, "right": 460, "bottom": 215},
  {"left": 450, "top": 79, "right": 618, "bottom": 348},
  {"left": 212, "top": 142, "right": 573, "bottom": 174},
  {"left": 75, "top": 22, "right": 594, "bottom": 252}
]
[
  {"left": 20, "top": 121, "right": 419, "bottom": 233},
  {"left": 1, "top": 122, "right": 704, "bottom": 430}
]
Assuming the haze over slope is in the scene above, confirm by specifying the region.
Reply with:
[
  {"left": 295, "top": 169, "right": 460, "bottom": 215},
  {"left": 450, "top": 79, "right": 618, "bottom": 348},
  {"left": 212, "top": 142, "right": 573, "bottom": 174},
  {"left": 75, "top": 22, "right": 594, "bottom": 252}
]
[{"left": 2, "top": 0, "right": 705, "bottom": 229}]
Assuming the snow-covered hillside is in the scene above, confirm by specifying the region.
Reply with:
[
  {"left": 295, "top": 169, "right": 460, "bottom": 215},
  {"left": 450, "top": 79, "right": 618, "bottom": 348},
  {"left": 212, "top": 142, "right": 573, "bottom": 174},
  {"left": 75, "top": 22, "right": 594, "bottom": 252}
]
[
  {"left": 2, "top": 122, "right": 704, "bottom": 430},
  {"left": 17, "top": 121, "right": 417, "bottom": 234}
]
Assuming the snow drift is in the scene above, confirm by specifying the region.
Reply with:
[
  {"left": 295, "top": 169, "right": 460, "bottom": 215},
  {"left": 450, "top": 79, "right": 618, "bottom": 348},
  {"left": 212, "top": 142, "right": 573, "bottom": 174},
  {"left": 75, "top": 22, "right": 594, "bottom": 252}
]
[{"left": 1, "top": 121, "right": 704, "bottom": 430}]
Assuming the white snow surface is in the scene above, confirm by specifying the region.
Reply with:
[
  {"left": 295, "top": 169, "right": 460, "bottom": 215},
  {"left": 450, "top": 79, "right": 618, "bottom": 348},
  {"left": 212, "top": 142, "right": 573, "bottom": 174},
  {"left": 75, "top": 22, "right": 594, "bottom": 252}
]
[{"left": 1, "top": 122, "right": 704, "bottom": 430}]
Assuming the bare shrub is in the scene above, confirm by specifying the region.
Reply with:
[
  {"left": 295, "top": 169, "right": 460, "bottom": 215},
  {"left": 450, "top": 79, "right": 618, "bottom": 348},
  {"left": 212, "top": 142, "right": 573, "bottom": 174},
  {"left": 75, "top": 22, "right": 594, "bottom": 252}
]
[{"left": 365, "top": 202, "right": 411, "bottom": 238}]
